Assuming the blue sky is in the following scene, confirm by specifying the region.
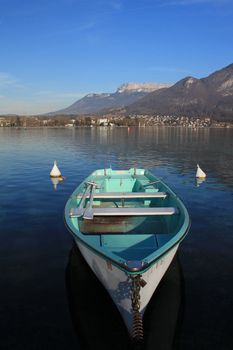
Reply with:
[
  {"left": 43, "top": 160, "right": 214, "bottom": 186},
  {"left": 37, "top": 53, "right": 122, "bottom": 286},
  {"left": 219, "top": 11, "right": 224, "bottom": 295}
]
[{"left": 0, "top": 0, "right": 233, "bottom": 114}]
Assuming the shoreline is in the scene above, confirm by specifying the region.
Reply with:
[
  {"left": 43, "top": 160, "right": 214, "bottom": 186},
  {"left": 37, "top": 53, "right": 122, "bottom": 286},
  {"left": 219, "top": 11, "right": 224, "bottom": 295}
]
[{"left": 1, "top": 124, "right": 233, "bottom": 129}]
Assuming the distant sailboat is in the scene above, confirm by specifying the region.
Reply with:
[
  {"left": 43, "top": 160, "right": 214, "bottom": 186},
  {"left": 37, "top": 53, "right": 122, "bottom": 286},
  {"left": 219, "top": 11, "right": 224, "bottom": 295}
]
[{"left": 196, "top": 164, "right": 206, "bottom": 179}]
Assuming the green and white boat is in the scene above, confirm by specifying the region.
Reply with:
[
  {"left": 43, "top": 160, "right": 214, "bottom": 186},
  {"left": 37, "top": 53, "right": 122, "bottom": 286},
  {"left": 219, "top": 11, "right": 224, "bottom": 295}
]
[{"left": 64, "top": 168, "right": 190, "bottom": 339}]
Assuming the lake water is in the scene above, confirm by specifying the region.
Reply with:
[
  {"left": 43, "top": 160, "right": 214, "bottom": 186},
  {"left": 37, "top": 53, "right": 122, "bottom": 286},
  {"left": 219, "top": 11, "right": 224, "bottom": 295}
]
[{"left": 0, "top": 127, "right": 233, "bottom": 350}]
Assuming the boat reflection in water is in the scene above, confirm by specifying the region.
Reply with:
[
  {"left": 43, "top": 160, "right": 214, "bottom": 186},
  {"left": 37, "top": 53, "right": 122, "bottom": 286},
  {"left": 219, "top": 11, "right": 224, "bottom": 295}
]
[{"left": 66, "top": 244, "right": 184, "bottom": 350}]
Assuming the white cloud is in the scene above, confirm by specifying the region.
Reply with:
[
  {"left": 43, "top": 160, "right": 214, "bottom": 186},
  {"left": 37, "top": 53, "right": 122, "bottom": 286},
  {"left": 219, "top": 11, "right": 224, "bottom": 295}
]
[
  {"left": 0, "top": 72, "right": 27, "bottom": 92},
  {"left": 0, "top": 90, "right": 87, "bottom": 115},
  {"left": 0, "top": 72, "right": 17, "bottom": 86},
  {"left": 78, "top": 21, "right": 96, "bottom": 32},
  {"left": 0, "top": 71, "right": 88, "bottom": 114},
  {"left": 46, "top": 20, "right": 97, "bottom": 39},
  {"left": 110, "top": 1, "right": 122, "bottom": 10}
]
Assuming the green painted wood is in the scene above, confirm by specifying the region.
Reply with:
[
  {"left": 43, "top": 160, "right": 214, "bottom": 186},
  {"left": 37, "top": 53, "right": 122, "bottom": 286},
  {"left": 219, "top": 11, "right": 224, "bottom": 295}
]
[{"left": 64, "top": 168, "right": 190, "bottom": 273}]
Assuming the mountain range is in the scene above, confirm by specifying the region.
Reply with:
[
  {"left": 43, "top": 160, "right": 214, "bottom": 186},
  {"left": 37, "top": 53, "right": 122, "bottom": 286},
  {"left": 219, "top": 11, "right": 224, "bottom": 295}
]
[
  {"left": 48, "top": 63, "right": 233, "bottom": 120},
  {"left": 48, "top": 82, "right": 171, "bottom": 115},
  {"left": 126, "top": 63, "right": 233, "bottom": 120}
]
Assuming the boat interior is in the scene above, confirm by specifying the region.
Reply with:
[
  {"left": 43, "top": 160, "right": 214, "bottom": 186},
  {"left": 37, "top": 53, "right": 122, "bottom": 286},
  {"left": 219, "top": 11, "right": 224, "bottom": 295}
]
[{"left": 68, "top": 170, "right": 185, "bottom": 261}]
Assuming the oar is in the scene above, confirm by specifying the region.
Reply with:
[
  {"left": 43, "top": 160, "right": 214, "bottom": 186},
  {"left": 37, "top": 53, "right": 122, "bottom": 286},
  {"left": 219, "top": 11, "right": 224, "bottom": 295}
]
[
  {"left": 75, "top": 183, "right": 92, "bottom": 217},
  {"left": 83, "top": 183, "right": 97, "bottom": 220}
]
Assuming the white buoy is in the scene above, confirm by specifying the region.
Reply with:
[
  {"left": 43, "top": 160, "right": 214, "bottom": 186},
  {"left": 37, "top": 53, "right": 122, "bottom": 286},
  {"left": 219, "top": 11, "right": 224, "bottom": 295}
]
[
  {"left": 50, "top": 160, "right": 62, "bottom": 178},
  {"left": 196, "top": 164, "right": 206, "bottom": 178}
]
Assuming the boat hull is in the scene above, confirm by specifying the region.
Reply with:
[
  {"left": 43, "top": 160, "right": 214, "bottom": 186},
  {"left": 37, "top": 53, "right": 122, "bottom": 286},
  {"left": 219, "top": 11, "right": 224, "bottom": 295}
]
[
  {"left": 75, "top": 238, "right": 178, "bottom": 333},
  {"left": 64, "top": 168, "right": 190, "bottom": 335}
]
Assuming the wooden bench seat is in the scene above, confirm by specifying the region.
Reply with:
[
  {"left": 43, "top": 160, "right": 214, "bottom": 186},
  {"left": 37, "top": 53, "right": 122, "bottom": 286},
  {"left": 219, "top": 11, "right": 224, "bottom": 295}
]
[
  {"left": 77, "top": 191, "right": 167, "bottom": 199},
  {"left": 70, "top": 206, "right": 178, "bottom": 219}
]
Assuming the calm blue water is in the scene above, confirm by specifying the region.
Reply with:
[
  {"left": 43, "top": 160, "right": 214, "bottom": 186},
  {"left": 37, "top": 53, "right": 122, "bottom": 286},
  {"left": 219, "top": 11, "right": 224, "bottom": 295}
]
[{"left": 0, "top": 127, "right": 233, "bottom": 350}]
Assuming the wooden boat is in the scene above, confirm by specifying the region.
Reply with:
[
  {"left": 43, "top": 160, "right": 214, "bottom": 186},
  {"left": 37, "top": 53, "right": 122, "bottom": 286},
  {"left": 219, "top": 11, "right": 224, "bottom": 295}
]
[{"left": 64, "top": 168, "right": 190, "bottom": 341}]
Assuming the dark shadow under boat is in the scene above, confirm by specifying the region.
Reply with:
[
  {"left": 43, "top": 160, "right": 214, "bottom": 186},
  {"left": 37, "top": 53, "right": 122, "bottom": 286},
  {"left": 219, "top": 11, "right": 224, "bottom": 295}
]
[{"left": 65, "top": 243, "right": 185, "bottom": 350}]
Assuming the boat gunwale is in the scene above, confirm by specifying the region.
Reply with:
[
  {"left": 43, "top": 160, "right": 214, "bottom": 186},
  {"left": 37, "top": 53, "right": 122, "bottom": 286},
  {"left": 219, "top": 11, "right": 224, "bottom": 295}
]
[
  {"left": 64, "top": 168, "right": 191, "bottom": 274},
  {"left": 64, "top": 214, "right": 190, "bottom": 274}
]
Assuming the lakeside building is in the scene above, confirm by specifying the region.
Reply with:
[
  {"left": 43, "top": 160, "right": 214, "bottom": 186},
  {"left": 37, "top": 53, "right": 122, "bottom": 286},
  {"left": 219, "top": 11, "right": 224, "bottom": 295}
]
[{"left": 0, "top": 115, "right": 232, "bottom": 128}]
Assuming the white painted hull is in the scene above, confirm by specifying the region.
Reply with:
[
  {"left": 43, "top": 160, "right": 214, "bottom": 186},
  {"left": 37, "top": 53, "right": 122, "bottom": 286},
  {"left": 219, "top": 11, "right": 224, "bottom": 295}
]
[{"left": 75, "top": 239, "right": 178, "bottom": 334}]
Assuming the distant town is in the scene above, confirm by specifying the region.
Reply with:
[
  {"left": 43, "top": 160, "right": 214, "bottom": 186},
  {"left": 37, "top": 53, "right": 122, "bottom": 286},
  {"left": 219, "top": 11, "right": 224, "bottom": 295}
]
[{"left": 0, "top": 114, "right": 233, "bottom": 128}]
